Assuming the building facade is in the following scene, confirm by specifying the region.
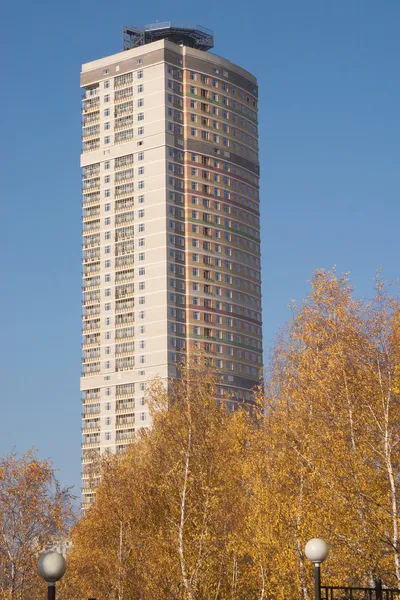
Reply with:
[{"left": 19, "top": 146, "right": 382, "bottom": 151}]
[{"left": 80, "top": 23, "right": 262, "bottom": 508}]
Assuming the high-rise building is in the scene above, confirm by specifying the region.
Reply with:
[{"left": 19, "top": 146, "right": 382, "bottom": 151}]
[{"left": 80, "top": 23, "right": 262, "bottom": 507}]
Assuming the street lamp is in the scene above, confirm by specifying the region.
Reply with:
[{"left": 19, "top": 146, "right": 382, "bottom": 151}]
[
  {"left": 305, "top": 538, "right": 329, "bottom": 600},
  {"left": 37, "top": 551, "right": 66, "bottom": 600}
]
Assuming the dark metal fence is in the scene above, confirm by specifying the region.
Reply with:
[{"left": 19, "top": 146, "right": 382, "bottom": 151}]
[{"left": 321, "top": 580, "right": 400, "bottom": 600}]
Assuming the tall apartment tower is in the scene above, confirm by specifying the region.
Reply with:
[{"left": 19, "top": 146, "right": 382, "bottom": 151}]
[{"left": 81, "top": 23, "right": 262, "bottom": 508}]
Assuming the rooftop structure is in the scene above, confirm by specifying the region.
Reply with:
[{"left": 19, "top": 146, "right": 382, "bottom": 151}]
[{"left": 123, "top": 22, "right": 214, "bottom": 52}]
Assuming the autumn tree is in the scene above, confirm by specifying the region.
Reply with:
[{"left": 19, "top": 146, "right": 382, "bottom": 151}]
[
  {"left": 64, "top": 362, "right": 254, "bottom": 600},
  {"left": 66, "top": 270, "right": 400, "bottom": 600},
  {"left": 244, "top": 269, "right": 400, "bottom": 598},
  {"left": 0, "top": 449, "right": 75, "bottom": 600}
]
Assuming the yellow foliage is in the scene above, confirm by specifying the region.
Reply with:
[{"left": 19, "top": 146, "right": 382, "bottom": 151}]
[{"left": 65, "top": 270, "right": 400, "bottom": 600}]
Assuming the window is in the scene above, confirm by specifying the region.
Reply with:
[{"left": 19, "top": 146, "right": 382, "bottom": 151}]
[
  {"left": 139, "top": 355, "right": 146, "bottom": 364},
  {"left": 105, "top": 259, "right": 111, "bottom": 268},
  {"left": 105, "top": 302, "right": 111, "bottom": 311},
  {"left": 104, "top": 108, "right": 110, "bottom": 117},
  {"left": 139, "top": 252, "right": 145, "bottom": 261},
  {"left": 139, "top": 267, "right": 145, "bottom": 275},
  {"left": 138, "top": 166, "right": 144, "bottom": 175},
  {"left": 138, "top": 209, "right": 145, "bottom": 217},
  {"left": 104, "top": 122, "right": 110, "bottom": 130},
  {"left": 104, "top": 95, "right": 110, "bottom": 103},
  {"left": 105, "top": 273, "right": 111, "bottom": 282},
  {"left": 105, "top": 432, "right": 111, "bottom": 440},
  {"left": 137, "top": 58, "right": 143, "bottom": 65},
  {"left": 138, "top": 127, "right": 144, "bottom": 135},
  {"left": 137, "top": 70, "right": 143, "bottom": 79},
  {"left": 137, "top": 84, "right": 143, "bottom": 93},
  {"left": 103, "top": 69, "right": 109, "bottom": 75},
  {"left": 104, "top": 136, "right": 110, "bottom": 144},
  {"left": 138, "top": 112, "right": 144, "bottom": 121},
  {"left": 138, "top": 195, "right": 145, "bottom": 204},
  {"left": 138, "top": 151, "right": 144, "bottom": 161}
]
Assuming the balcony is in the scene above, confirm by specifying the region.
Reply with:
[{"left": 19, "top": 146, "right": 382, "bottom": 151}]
[
  {"left": 82, "top": 424, "right": 100, "bottom": 435},
  {"left": 82, "top": 113, "right": 100, "bottom": 126},
  {"left": 82, "top": 98, "right": 100, "bottom": 113},
  {"left": 115, "top": 116, "right": 134, "bottom": 131},
  {"left": 115, "top": 242, "right": 135, "bottom": 257},
  {"left": 82, "top": 265, "right": 100, "bottom": 277},
  {"left": 82, "top": 310, "right": 101, "bottom": 323},
  {"left": 115, "top": 312, "right": 135, "bottom": 326},
  {"left": 82, "top": 389, "right": 100, "bottom": 402},
  {"left": 115, "top": 255, "right": 135, "bottom": 269},
  {"left": 82, "top": 441, "right": 100, "bottom": 449},
  {"left": 116, "top": 430, "right": 135, "bottom": 441},
  {"left": 82, "top": 252, "right": 100, "bottom": 263},
  {"left": 82, "top": 220, "right": 100, "bottom": 233},
  {"left": 82, "top": 194, "right": 100, "bottom": 208},
  {"left": 116, "top": 403, "right": 135, "bottom": 413},
  {"left": 82, "top": 297, "right": 101, "bottom": 309},
  {"left": 115, "top": 357, "right": 135, "bottom": 371},
  {"left": 82, "top": 276, "right": 100, "bottom": 289},
  {"left": 115, "top": 199, "right": 135, "bottom": 213},
  {"left": 82, "top": 234, "right": 100, "bottom": 249},
  {"left": 82, "top": 320, "right": 100, "bottom": 334},
  {"left": 82, "top": 183, "right": 100, "bottom": 196},
  {"left": 116, "top": 384, "right": 135, "bottom": 396},
  {"left": 114, "top": 88, "right": 133, "bottom": 103},
  {"left": 114, "top": 74, "right": 133, "bottom": 88},
  {"left": 82, "top": 404, "right": 100, "bottom": 415},
  {"left": 82, "top": 343, "right": 100, "bottom": 354},
  {"left": 116, "top": 417, "right": 135, "bottom": 427},
  {"left": 115, "top": 269, "right": 135, "bottom": 283},
  {"left": 115, "top": 284, "right": 135, "bottom": 299},
  {"left": 82, "top": 349, "right": 101, "bottom": 362},
  {"left": 82, "top": 127, "right": 100, "bottom": 140},
  {"left": 81, "top": 365, "right": 100, "bottom": 377}
]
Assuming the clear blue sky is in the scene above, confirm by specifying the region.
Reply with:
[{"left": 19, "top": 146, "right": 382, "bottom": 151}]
[{"left": 1, "top": 1, "right": 399, "bottom": 496}]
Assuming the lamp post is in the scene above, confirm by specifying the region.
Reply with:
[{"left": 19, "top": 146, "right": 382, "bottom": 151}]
[
  {"left": 37, "top": 551, "right": 66, "bottom": 600},
  {"left": 305, "top": 538, "right": 329, "bottom": 600}
]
